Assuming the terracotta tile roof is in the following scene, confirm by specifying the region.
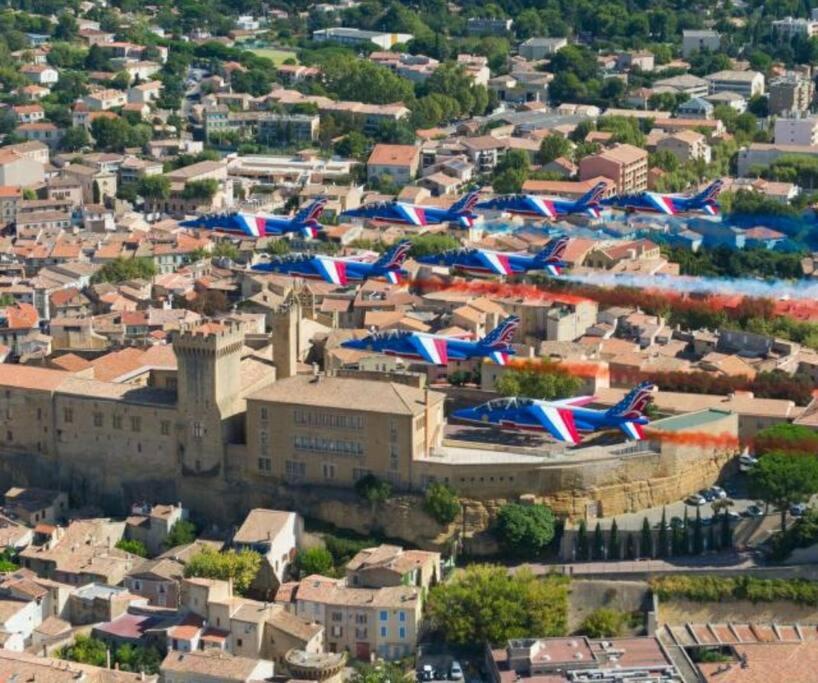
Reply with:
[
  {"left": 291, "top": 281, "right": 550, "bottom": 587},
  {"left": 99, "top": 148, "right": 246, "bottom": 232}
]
[
  {"left": 367, "top": 144, "right": 419, "bottom": 167},
  {"left": 1, "top": 303, "right": 38, "bottom": 330}
]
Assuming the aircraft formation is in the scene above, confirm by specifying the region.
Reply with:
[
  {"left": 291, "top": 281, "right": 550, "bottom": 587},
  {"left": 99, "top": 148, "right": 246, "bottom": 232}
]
[{"left": 182, "top": 180, "right": 724, "bottom": 239}]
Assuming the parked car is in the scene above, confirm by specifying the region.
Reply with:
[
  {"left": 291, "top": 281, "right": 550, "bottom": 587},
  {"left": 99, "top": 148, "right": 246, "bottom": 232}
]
[
  {"left": 686, "top": 493, "right": 707, "bottom": 506},
  {"left": 709, "top": 486, "right": 727, "bottom": 499},
  {"left": 790, "top": 503, "right": 808, "bottom": 517},
  {"left": 743, "top": 504, "right": 764, "bottom": 518},
  {"left": 419, "top": 665, "right": 434, "bottom": 681},
  {"left": 739, "top": 454, "right": 758, "bottom": 472},
  {"left": 450, "top": 662, "right": 464, "bottom": 681}
]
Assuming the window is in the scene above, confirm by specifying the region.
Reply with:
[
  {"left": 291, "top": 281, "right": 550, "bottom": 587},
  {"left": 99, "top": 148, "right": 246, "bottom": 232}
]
[
  {"left": 356, "top": 613, "right": 367, "bottom": 624},
  {"left": 260, "top": 431, "right": 269, "bottom": 454},
  {"left": 380, "top": 626, "right": 387, "bottom": 638},
  {"left": 399, "top": 611, "right": 406, "bottom": 622},
  {"left": 131, "top": 416, "right": 141, "bottom": 432},
  {"left": 285, "top": 460, "right": 306, "bottom": 478},
  {"left": 93, "top": 412, "right": 103, "bottom": 427},
  {"left": 332, "top": 612, "right": 342, "bottom": 622},
  {"left": 192, "top": 422, "right": 203, "bottom": 438},
  {"left": 113, "top": 414, "right": 123, "bottom": 430},
  {"left": 258, "top": 458, "right": 271, "bottom": 472},
  {"left": 260, "top": 407, "right": 268, "bottom": 421},
  {"left": 399, "top": 627, "right": 406, "bottom": 639},
  {"left": 322, "top": 463, "right": 335, "bottom": 480},
  {"left": 160, "top": 420, "right": 171, "bottom": 436},
  {"left": 236, "top": 638, "right": 243, "bottom": 647},
  {"left": 63, "top": 407, "right": 73, "bottom": 423},
  {"left": 379, "top": 611, "right": 388, "bottom": 621}
]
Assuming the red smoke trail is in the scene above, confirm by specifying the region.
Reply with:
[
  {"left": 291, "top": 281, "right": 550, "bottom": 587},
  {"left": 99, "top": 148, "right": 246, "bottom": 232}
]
[{"left": 644, "top": 429, "right": 741, "bottom": 450}]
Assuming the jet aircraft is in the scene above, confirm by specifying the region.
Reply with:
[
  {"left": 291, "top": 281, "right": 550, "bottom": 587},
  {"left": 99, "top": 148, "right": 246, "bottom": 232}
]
[
  {"left": 476, "top": 182, "right": 607, "bottom": 219},
  {"left": 179, "top": 198, "right": 327, "bottom": 239},
  {"left": 252, "top": 240, "right": 412, "bottom": 285},
  {"left": 340, "top": 191, "right": 480, "bottom": 228},
  {"left": 601, "top": 180, "right": 723, "bottom": 216},
  {"left": 415, "top": 235, "right": 569, "bottom": 277},
  {"left": 340, "top": 315, "right": 520, "bottom": 365},
  {"left": 451, "top": 381, "right": 656, "bottom": 445}
]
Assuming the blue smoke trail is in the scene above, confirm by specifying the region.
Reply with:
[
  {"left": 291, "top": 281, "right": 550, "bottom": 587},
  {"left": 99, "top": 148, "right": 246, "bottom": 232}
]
[{"left": 557, "top": 272, "right": 818, "bottom": 302}]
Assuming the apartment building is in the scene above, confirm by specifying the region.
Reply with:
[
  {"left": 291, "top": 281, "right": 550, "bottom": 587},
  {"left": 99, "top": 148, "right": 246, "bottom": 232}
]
[
  {"left": 467, "top": 17, "right": 513, "bottom": 34},
  {"left": 656, "top": 130, "right": 712, "bottom": 164},
  {"left": 4, "top": 487, "right": 68, "bottom": 526},
  {"left": 705, "top": 70, "right": 765, "bottom": 98},
  {"left": 312, "top": 27, "right": 413, "bottom": 49},
  {"left": 277, "top": 574, "right": 422, "bottom": 660},
  {"left": 774, "top": 116, "right": 818, "bottom": 145},
  {"left": 769, "top": 75, "right": 814, "bottom": 115},
  {"left": 681, "top": 30, "right": 721, "bottom": 57},
  {"left": 366, "top": 144, "right": 421, "bottom": 184},
  {"left": 579, "top": 143, "right": 648, "bottom": 193},
  {"left": 772, "top": 16, "right": 818, "bottom": 39},
  {"left": 0, "top": 150, "right": 44, "bottom": 187},
  {"left": 203, "top": 108, "right": 319, "bottom": 145},
  {"left": 519, "top": 37, "right": 568, "bottom": 60}
]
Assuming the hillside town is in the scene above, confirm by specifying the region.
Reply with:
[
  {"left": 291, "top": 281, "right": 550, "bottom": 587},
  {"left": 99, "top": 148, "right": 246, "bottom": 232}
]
[{"left": 0, "top": 0, "right": 817, "bottom": 681}]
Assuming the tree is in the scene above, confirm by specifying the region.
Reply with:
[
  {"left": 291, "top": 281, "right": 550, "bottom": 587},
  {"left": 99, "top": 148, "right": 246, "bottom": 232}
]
[
  {"left": 492, "top": 167, "right": 528, "bottom": 194},
  {"left": 163, "top": 519, "right": 197, "bottom": 549},
  {"left": 408, "top": 233, "right": 459, "bottom": 258},
  {"left": 638, "top": 517, "right": 652, "bottom": 559},
  {"left": 423, "top": 483, "right": 460, "bottom": 525},
  {"left": 354, "top": 474, "right": 392, "bottom": 505},
  {"left": 658, "top": 510, "right": 669, "bottom": 558},
  {"left": 592, "top": 522, "right": 605, "bottom": 560},
  {"left": 350, "top": 662, "right": 414, "bottom": 683},
  {"left": 693, "top": 507, "right": 704, "bottom": 555},
  {"left": 537, "top": 135, "right": 571, "bottom": 165},
  {"left": 138, "top": 175, "right": 171, "bottom": 200},
  {"left": 579, "top": 608, "right": 627, "bottom": 638},
  {"left": 426, "top": 565, "right": 568, "bottom": 646},
  {"left": 181, "top": 179, "right": 219, "bottom": 200},
  {"left": 54, "top": 13, "right": 78, "bottom": 41},
  {"left": 749, "top": 453, "right": 818, "bottom": 531},
  {"left": 495, "top": 503, "right": 556, "bottom": 559},
  {"left": 59, "top": 635, "right": 107, "bottom": 667},
  {"left": 184, "top": 547, "right": 262, "bottom": 595},
  {"left": 91, "top": 257, "right": 157, "bottom": 284},
  {"left": 754, "top": 424, "right": 818, "bottom": 457},
  {"left": 720, "top": 509, "right": 733, "bottom": 550},
  {"left": 608, "top": 519, "right": 620, "bottom": 560},
  {"left": 91, "top": 117, "right": 150, "bottom": 152},
  {"left": 212, "top": 241, "right": 239, "bottom": 260},
  {"left": 576, "top": 519, "right": 589, "bottom": 561},
  {"left": 625, "top": 533, "right": 636, "bottom": 560},
  {"left": 60, "top": 126, "right": 90, "bottom": 152},
  {"left": 495, "top": 368, "right": 582, "bottom": 401},
  {"left": 115, "top": 538, "right": 149, "bottom": 557},
  {"left": 296, "top": 547, "right": 334, "bottom": 576}
]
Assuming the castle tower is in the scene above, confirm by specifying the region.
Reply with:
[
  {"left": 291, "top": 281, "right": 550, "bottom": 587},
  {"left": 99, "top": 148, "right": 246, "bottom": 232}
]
[
  {"left": 271, "top": 302, "right": 299, "bottom": 380},
  {"left": 173, "top": 323, "right": 244, "bottom": 476}
]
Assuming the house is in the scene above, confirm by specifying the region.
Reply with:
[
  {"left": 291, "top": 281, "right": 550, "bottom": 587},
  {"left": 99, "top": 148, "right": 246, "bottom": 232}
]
[
  {"left": 653, "top": 74, "right": 709, "bottom": 98},
  {"left": 0, "top": 303, "right": 39, "bottom": 356},
  {"left": 367, "top": 144, "right": 421, "bottom": 185},
  {"left": 12, "top": 104, "right": 44, "bottom": 124},
  {"left": 84, "top": 89, "right": 128, "bottom": 111},
  {"left": 4, "top": 487, "right": 68, "bottom": 526},
  {"left": 232, "top": 509, "right": 302, "bottom": 598},
  {"left": 518, "top": 37, "right": 568, "bottom": 60},
  {"left": 676, "top": 97, "right": 714, "bottom": 119},
  {"left": 125, "top": 502, "right": 187, "bottom": 556},
  {"left": 769, "top": 74, "right": 814, "bottom": 115},
  {"left": 16, "top": 122, "right": 62, "bottom": 148},
  {"left": 0, "top": 150, "right": 44, "bottom": 187},
  {"left": 124, "top": 556, "right": 184, "bottom": 607},
  {"left": 276, "top": 574, "right": 422, "bottom": 660},
  {"left": 704, "top": 90, "right": 747, "bottom": 112},
  {"left": 737, "top": 142, "right": 818, "bottom": 176},
  {"left": 346, "top": 544, "right": 441, "bottom": 590},
  {"left": 682, "top": 29, "right": 721, "bottom": 57},
  {"left": 19, "top": 64, "right": 58, "bottom": 86},
  {"left": 656, "top": 130, "right": 712, "bottom": 164},
  {"left": 161, "top": 650, "right": 274, "bottom": 683},
  {"left": 467, "top": 17, "right": 513, "bottom": 34},
  {"left": 774, "top": 117, "right": 818, "bottom": 145},
  {"left": 579, "top": 144, "right": 648, "bottom": 193},
  {"left": 0, "top": 650, "right": 159, "bottom": 681},
  {"left": 127, "top": 80, "right": 162, "bottom": 104}
]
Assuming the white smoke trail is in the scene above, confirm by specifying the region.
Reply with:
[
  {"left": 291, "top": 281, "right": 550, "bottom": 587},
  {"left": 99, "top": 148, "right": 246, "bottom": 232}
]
[{"left": 558, "top": 272, "right": 818, "bottom": 302}]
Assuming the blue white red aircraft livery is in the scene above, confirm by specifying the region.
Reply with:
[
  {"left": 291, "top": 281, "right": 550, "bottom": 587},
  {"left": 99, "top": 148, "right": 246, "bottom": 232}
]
[
  {"left": 601, "top": 180, "right": 723, "bottom": 216},
  {"left": 452, "top": 381, "right": 656, "bottom": 446},
  {"left": 251, "top": 240, "right": 411, "bottom": 286},
  {"left": 340, "top": 191, "right": 480, "bottom": 228},
  {"left": 416, "top": 235, "right": 569, "bottom": 277},
  {"left": 179, "top": 198, "right": 327, "bottom": 238},
  {"left": 340, "top": 315, "right": 520, "bottom": 366},
  {"left": 475, "top": 182, "right": 607, "bottom": 220}
]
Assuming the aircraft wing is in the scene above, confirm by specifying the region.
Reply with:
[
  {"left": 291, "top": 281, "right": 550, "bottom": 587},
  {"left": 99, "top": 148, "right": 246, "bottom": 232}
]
[
  {"left": 548, "top": 395, "right": 596, "bottom": 408},
  {"left": 526, "top": 403, "right": 581, "bottom": 445},
  {"left": 314, "top": 257, "right": 348, "bottom": 286},
  {"left": 408, "top": 334, "right": 449, "bottom": 365}
]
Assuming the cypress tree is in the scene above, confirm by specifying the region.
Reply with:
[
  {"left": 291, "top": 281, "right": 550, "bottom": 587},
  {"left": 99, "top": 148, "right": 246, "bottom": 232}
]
[
  {"left": 625, "top": 533, "right": 636, "bottom": 560},
  {"left": 577, "top": 519, "right": 589, "bottom": 561},
  {"left": 721, "top": 510, "right": 732, "bottom": 549},
  {"left": 657, "top": 508, "right": 668, "bottom": 558},
  {"left": 608, "top": 519, "right": 620, "bottom": 560},
  {"left": 593, "top": 522, "right": 605, "bottom": 560},
  {"left": 640, "top": 517, "right": 653, "bottom": 559},
  {"left": 693, "top": 507, "right": 704, "bottom": 555}
]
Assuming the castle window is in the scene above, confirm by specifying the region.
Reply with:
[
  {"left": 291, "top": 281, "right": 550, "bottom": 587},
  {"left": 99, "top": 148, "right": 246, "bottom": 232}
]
[
  {"left": 93, "top": 412, "right": 103, "bottom": 427},
  {"left": 160, "top": 420, "right": 171, "bottom": 436},
  {"left": 260, "top": 407, "right": 268, "bottom": 421},
  {"left": 258, "top": 458, "right": 271, "bottom": 472},
  {"left": 130, "top": 416, "right": 141, "bottom": 432},
  {"left": 113, "top": 415, "right": 123, "bottom": 430},
  {"left": 192, "top": 422, "right": 203, "bottom": 438},
  {"left": 63, "top": 407, "right": 73, "bottom": 424}
]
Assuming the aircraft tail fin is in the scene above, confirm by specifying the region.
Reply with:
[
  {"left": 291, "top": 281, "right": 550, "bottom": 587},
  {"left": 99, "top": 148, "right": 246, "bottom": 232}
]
[
  {"left": 578, "top": 181, "right": 609, "bottom": 207},
  {"left": 691, "top": 180, "right": 724, "bottom": 206},
  {"left": 606, "top": 381, "right": 656, "bottom": 419},
  {"left": 480, "top": 315, "right": 520, "bottom": 348},
  {"left": 292, "top": 197, "right": 327, "bottom": 226},
  {"left": 373, "top": 240, "right": 412, "bottom": 270},
  {"left": 450, "top": 190, "right": 480, "bottom": 215},
  {"left": 535, "top": 235, "right": 569, "bottom": 265}
]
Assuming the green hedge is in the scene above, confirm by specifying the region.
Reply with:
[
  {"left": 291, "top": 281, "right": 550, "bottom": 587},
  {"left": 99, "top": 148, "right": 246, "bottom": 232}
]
[{"left": 650, "top": 575, "right": 818, "bottom": 606}]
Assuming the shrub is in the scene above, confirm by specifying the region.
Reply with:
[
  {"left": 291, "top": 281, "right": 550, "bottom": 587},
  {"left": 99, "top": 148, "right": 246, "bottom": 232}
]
[
  {"left": 354, "top": 474, "right": 392, "bottom": 505},
  {"left": 650, "top": 575, "right": 818, "bottom": 605},
  {"left": 115, "top": 538, "right": 149, "bottom": 557},
  {"left": 296, "top": 547, "right": 334, "bottom": 576},
  {"left": 184, "top": 547, "right": 262, "bottom": 595},
  {"left": 578, "top": 608, "right": 627, "bottom": 638},
  {"left": 423, "top": 483, "right": 460, "bottom": 525}
]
